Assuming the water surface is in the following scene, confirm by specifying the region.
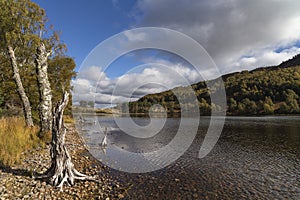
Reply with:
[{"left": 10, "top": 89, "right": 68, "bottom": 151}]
[{"left": 78, "top": 116, "right": 300, "bottom": 199}]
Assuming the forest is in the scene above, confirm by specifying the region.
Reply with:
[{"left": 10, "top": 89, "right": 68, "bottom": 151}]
[{"left": 127, "top": 54, "right": 300, "bottom": 116}]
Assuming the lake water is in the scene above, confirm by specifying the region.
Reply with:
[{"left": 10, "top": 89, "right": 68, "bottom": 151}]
[{"left": 78, "top": 116, "right": 300, "bottom": 199}]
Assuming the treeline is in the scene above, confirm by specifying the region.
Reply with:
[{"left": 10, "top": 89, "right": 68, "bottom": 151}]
[
  {"left": 0, "top": 0, "right": 76, "bottom": 121},
  {"left": 127, "top": 55, "right": 300, "bottom": 116}
]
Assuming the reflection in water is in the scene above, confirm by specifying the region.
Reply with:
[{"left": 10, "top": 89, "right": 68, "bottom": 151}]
[{"left": 79, "top": 116, "right": 300, "bottom": 199}]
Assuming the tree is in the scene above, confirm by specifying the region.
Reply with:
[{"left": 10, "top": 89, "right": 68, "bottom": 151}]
[
  {"left": 263, "top": 103, "right": 274, "bottom": 114},
  {"left": 263, "top": 96, "right": 274, "bottom": 114},
  {"left": 0, "top": 0, "right": 72, "bottom": 128},
  {"left": 38, "top": 92, "right": 94, "bottom": 188},
  {"left": 79, "top": 100, "right": 88, "bottom": 107},
  {"left": 88, "top": 101, "right": 95, "bottom": 108},
  {"left": 7, "top": 46, "right": 34, "bottom": 126},
  {"left": 237, "top": 102, "right": 246, "bottom": 114},
  {"left": 35, "top": 43, "right": 52, "bottom": 134},
  {"left": 0, "top": 0, "right": 47, "bottom": 126},
  {"left": 228, "top": 98, "right": 237, "bottom": 114},
  {"left": 285, "top": 89, "right": 300, "bottom": 113},
  {"left": 48, "top": 55, "right": 76, "bottom": 112},
  {"left": 278, "top": 102, "right": 289, "bottom": 114}
]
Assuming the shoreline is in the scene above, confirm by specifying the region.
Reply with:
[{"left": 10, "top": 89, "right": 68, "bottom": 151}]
[{"left": 0, "top": 123, "right": 127, "bottom": 199}]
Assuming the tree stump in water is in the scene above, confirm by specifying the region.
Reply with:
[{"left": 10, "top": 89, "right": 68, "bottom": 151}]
[{"left": 38, "top": 91, "right": 94, "bottom": 189}]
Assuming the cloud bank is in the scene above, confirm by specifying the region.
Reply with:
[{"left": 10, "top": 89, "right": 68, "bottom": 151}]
[
  {"left": 72, "top": 60, "right": 200, "bottom": 106},
  {"left": 73, "top": 1, "right": 300, "bottom": 105},
  {"left": 134, "top": 0, "right": 300, "bottom": 72}
]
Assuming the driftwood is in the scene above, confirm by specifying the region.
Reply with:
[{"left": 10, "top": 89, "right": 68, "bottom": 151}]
[
  {"left": 37, "top": 92, "right": 94, "bottom": 189},
  {"left": 100, "top": 127, "right": 108, "bottom": 147}
]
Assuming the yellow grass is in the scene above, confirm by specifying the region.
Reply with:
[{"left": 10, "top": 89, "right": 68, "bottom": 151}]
[
  {"left": 0, "top": 117, "right": 41, "bottom": 166},
  {"left": 63, "top": 115, "right": 74, "bottom": 124}
]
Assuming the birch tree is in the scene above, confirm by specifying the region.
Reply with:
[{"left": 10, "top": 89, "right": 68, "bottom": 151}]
[
  {"left": 35, "top": 43, "right": 52, "bottom": 133},
  {"left": 0, "top": 0, "right": 46, "bottom": 126},
  {"left": 7, "top": 45, "right": 34, "bottom": 126},
  {"left": 0, "top": 0, "right": 73, "bottom": 131}
]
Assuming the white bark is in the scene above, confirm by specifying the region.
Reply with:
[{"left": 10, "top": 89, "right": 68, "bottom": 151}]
[
  {"left": 35, "top": 43, "right": 52, "bottom": 133},
  {"left": 7, "top": 46, "right": 34, "bottom": 127},
  {"left": 38, "top": 92, "right": 94, "bottom": 189}
]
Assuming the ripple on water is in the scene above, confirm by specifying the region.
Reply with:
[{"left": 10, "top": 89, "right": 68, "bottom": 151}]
[{"left": 78, "top": 116, "right": 300, "bottom": 199}]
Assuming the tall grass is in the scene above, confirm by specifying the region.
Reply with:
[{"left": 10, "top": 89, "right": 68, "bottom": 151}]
[{"left": 0, "top": 117, "right": 41, "bottom": 166}]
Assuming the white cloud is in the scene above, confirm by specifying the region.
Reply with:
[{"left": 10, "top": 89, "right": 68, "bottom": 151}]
[
  {"left": 78, "top": 66, "right": 108, "bottom": 83},
  {"left": 72, "top": 60, "right": 201, "bottom": 105},
  {"left": 133, "top": 0, "right": 300, "bottom": 74},
  {"left": 124, "top": 30, "right": 147, "bottom": 42},
  {"left": 231, "top": 46, "right": 300, "bottom": 71}
]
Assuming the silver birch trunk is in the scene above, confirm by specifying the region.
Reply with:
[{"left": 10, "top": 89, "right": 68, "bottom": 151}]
[
  {"left": 7, "top": 46, "right": 34, "bottom": 127},
  {"left": 35, "top": 43, "right": 52, "bottom": 133},
  {"left": 38, "top": 92, "right": 94, "bottom": 189}
]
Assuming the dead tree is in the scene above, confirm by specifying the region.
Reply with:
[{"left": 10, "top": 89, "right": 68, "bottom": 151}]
[
  {"left": 35, "top": 43, "right": 52, "bottom": 134},
  {"left": 7, "top": 46, "right": 34, "bottom": 127},
  {"left": 38, "top": 91, "right": 94, "bottom": 189}
]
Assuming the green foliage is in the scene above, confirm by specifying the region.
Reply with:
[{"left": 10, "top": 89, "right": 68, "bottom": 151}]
[
  {"left": 48, "top": 56, "right": 76, "bottom": 114},
  {"left": 129, "top": 61, "right": 300, "bottom": 116},
  {"left": 0, "top": 0, "right": 76, "bottom": 118},
  {"left": 87, "top": 101, "right": 95, "bottom": 108},
  {"left": 79, "top": 100, "right": 88, "bottom": 107}
]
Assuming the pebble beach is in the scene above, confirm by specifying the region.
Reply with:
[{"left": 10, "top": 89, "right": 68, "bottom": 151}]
[{"left": 0, "top": 123, "right": 127, "bottom": 199}]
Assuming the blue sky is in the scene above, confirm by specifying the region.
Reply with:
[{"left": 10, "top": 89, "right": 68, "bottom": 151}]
[
  {"left": 32, "top": 0, "right": 300, "bottom": 105},
  {"left": 33, "top": 0, "right": 138, "bottom": 74}
]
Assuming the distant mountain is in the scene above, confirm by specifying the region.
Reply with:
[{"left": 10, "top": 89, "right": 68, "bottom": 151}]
[{"left": 126, "top": 54, "right": 300, "bottom": 116}]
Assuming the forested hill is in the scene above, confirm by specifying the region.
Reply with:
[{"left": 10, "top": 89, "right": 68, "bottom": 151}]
[
  {"left": 128, "top": 54, "right": 300, "bottom": 116},
  {"left": 278, "top": 54, "right": 300, "bottom": 68}
]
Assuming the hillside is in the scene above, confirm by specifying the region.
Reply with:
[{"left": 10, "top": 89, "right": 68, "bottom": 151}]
[{"left": 127, "top": 54, "right": 300, "bottom": 116}]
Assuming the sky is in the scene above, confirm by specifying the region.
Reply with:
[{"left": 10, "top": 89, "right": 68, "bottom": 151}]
[{"left": 33, "top": 0, "right": 300, "bottom": 106}]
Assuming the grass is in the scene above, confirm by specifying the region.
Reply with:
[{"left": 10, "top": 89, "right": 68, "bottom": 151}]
[
  {"left": 63, "top": 115, "right": 74, "bottom": 124},
  {"left": 0, "top": 117, "right": 41, "bottom": 166}
]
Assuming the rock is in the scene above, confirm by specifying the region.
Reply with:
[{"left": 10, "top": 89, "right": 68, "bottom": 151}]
[{"left": 39, "top": 187, "right": 45, "bottom": 193}]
